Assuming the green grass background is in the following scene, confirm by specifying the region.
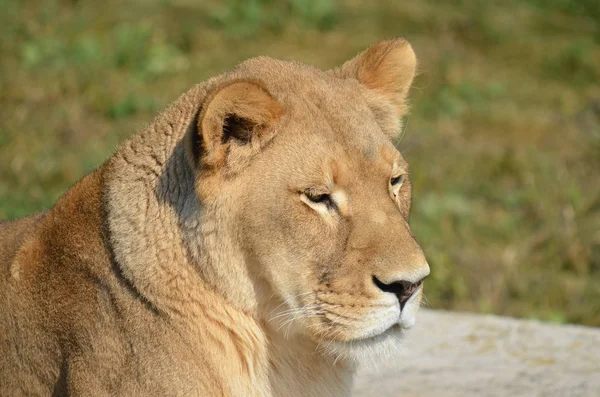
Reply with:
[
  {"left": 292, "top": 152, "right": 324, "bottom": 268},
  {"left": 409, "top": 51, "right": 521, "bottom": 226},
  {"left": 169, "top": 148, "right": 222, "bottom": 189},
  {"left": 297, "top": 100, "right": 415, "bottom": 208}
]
[{"left": 1, "top": 0, "right": 599, "bottom": 325}]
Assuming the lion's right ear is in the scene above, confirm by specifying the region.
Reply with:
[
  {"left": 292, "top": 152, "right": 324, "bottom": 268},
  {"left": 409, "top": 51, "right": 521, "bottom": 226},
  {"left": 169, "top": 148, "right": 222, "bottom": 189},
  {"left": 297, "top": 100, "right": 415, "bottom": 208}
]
[{"left": 185, "top": 80, "right": 284, "bottom": 173}]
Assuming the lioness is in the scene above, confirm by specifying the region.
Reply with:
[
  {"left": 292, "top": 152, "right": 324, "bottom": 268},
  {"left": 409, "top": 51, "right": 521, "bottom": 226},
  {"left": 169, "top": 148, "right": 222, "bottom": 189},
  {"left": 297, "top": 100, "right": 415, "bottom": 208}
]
[{"left": 0, "top": 38, "right": 430, "bottom": 396}]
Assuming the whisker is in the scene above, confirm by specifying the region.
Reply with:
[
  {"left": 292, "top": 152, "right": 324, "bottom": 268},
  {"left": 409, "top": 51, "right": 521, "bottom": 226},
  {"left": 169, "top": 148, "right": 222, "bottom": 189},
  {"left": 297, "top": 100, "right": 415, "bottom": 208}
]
[
  {"left": 420, "top": 293, "right": 431, "bottom": 308},
  {"left": 268, "top": 303, "right": 320, "bottom": 322},
  {"left": 273, "top": 305, "right": 324, "bottom": 334},
  {"left": 396, "top": 114, "right": 411, "bottom": 146},
  {"left": 267, "top": 291, "right": 315, "bottom": 318}
]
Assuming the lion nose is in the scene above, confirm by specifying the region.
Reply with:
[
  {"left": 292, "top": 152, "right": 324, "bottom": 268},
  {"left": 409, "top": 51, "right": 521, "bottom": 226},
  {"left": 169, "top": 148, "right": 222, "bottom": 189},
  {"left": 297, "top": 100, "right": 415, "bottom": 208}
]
[{"left": 372, "top": 276, "right": 425, "bottom": 309}]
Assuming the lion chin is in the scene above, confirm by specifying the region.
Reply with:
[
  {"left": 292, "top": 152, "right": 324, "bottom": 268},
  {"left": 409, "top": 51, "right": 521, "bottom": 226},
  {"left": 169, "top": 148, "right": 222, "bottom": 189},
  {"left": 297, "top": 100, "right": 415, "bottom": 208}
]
[{"left": 326, "top": 324, "right": 406, "bottom": 364}]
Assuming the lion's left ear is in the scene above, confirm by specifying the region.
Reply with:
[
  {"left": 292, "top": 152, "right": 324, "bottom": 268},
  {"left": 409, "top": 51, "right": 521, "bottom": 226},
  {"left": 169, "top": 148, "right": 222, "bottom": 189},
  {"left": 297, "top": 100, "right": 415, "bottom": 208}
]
[
  {"left": 330, "top": 38, "right": 417, "bottom": 138},
  {"left": 186, "top": 80, "right": 284, "bottom": 173}
]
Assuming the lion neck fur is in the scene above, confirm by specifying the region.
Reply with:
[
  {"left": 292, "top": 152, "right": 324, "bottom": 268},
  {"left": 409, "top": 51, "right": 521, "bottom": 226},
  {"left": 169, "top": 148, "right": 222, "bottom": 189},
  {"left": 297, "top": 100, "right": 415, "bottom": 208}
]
[{"left": 103, "top": 74, "right": 354, "bottom": 396}]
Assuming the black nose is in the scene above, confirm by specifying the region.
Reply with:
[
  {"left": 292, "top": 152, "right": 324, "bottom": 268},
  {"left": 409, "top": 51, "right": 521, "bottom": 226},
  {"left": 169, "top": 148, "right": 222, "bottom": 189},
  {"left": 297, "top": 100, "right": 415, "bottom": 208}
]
[{"left": 373, "top": 276, "right": 424, "bottom": 309}]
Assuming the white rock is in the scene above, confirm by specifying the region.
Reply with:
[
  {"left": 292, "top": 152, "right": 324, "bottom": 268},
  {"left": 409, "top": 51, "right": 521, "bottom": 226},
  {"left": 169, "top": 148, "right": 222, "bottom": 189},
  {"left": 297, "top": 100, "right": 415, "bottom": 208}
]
[{"left": 353, "top": 309, "right": 600, "bottom": 397}]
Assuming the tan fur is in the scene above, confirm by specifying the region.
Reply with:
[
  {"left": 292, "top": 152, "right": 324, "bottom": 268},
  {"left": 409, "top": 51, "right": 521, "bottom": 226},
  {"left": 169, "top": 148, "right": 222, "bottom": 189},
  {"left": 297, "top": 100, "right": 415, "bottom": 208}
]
[{"left": 0, "top": 38, "right": 428, "bottom": 396}]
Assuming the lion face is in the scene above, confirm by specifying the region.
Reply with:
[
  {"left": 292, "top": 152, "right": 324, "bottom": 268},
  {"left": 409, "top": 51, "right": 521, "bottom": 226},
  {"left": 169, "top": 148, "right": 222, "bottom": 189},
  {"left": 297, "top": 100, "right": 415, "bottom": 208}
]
[
  {"left": 243, "top": 124, "right": 429, "bottom": 361},
  {"left": 186, "top": 39, "right": 429, "bottom": 361}
]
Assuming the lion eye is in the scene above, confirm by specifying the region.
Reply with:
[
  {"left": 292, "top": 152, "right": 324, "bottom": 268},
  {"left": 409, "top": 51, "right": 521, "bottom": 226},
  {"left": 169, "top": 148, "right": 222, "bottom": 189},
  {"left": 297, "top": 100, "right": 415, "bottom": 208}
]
[
  {"left": 306, "top": 192, "right": 331, "bottom": 204},
  {"left": 391, "top": 175, "right": 404, "bottom": 186},
  {"left": 302, "top": 190, "right": 337, "bottom": 211}
]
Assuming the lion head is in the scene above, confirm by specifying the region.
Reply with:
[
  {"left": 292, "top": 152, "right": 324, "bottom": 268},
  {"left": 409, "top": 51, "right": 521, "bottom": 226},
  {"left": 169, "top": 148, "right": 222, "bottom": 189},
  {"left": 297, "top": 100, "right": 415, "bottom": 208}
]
[{"left": 181, "top": 38, "right": 429, "bottom": 362}]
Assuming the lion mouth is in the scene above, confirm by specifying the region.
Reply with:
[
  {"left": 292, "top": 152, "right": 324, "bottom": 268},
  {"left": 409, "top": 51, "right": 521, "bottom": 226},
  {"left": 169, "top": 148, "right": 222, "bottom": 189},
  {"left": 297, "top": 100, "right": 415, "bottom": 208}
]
[
  {"left": 345, "top": 285, "right": 422, "bottom": 343},
  {"left": 327, "top": 322, "right": 405, "bottom": 358},
  {"left": 346, "top": 321, "right": 404, "bottom": 345},
  {"left": 375, "top": 321, "right": 404, "bottom": 337}
]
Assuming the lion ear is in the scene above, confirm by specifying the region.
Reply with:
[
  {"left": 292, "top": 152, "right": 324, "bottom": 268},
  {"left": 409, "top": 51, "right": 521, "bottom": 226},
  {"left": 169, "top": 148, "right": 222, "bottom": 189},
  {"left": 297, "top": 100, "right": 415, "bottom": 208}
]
[
  {"left": 186, "top": 80, "right": 284, "bottom": 172},
  {"left": 330, "top": 38, "right": 417, "bottom": 137}
]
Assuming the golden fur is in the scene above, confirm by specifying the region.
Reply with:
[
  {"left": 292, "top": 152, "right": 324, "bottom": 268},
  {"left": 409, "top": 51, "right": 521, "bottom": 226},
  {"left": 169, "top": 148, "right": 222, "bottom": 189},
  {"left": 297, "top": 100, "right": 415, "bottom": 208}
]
[{"left": 0, "top": 38, "right": 429, "bottom": 396}]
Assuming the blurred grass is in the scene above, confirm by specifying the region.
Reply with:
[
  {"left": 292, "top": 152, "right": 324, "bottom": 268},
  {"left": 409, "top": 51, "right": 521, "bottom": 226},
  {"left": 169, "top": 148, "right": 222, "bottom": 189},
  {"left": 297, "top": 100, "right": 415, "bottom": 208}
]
[{"left": 1, "top": 0, "right": 599, "bottom": 326}]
